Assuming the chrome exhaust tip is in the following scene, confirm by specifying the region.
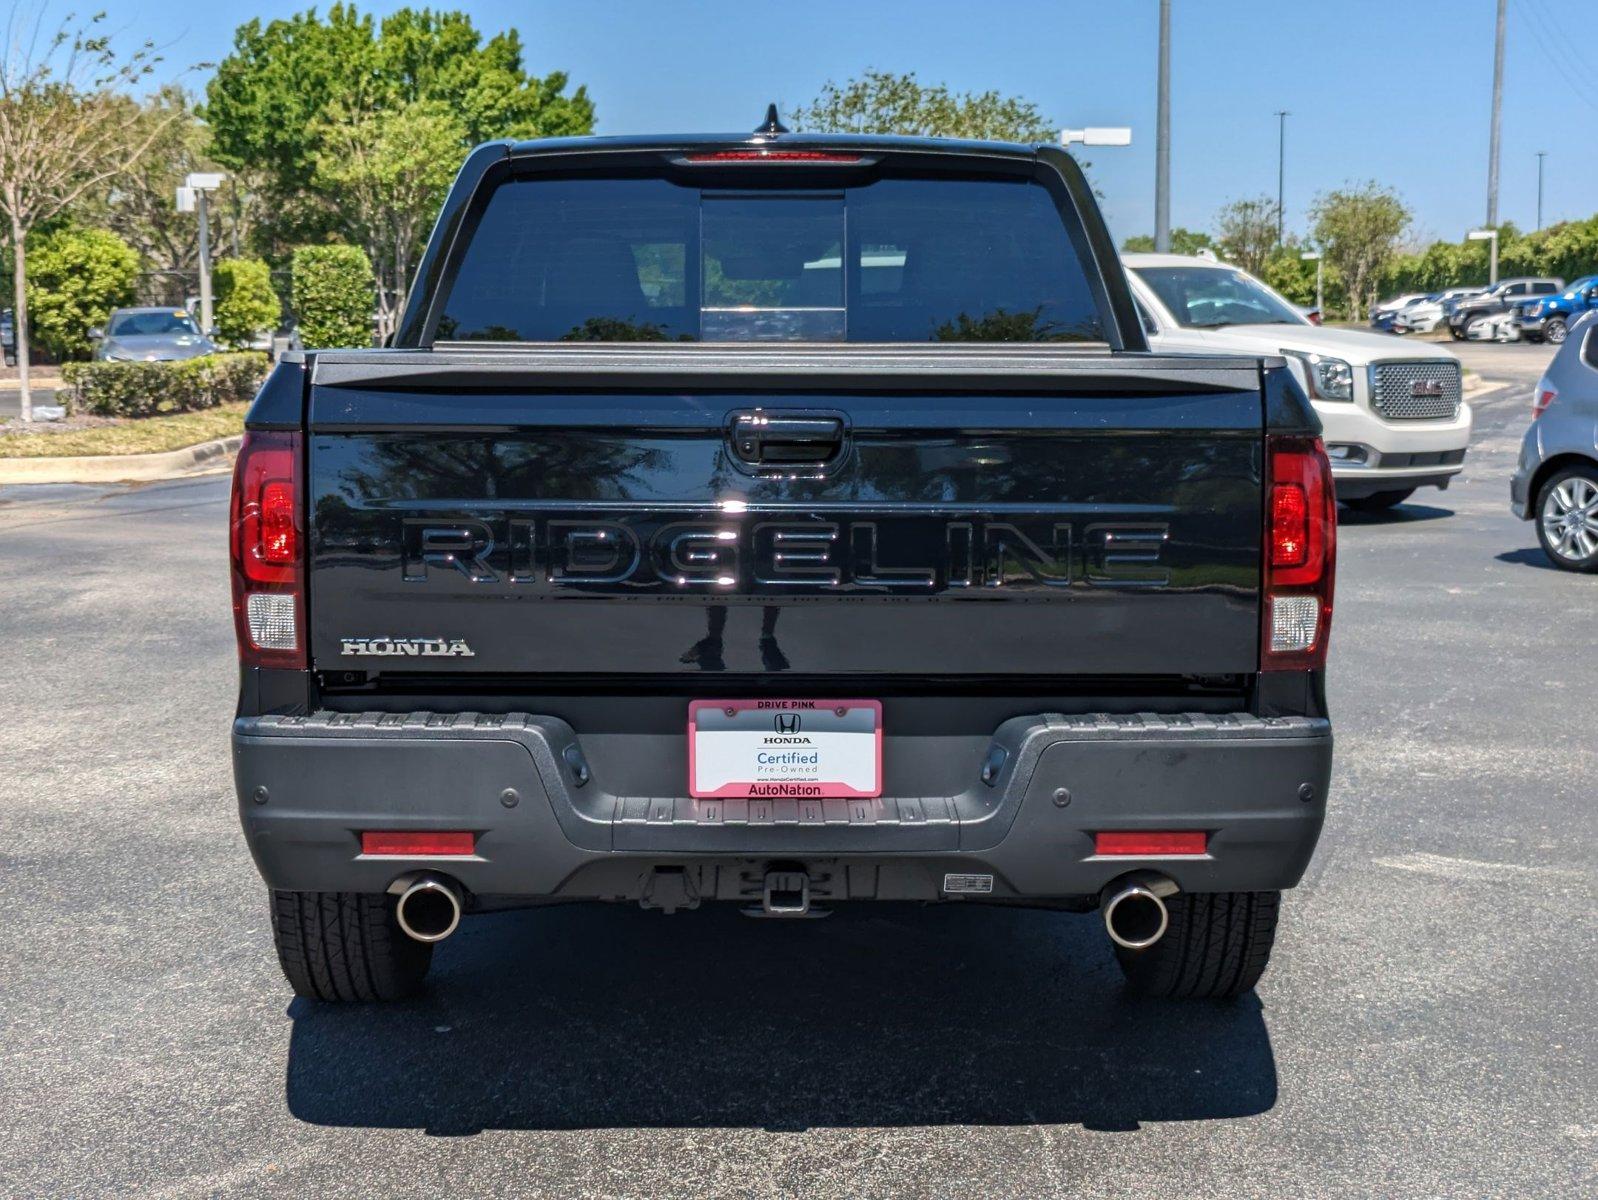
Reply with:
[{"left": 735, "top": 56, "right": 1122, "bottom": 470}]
[
  {"left": 1100, "top": 873, "right": 1179, "bottom": 951},
  {"left": 393, "top": 873, "right": 463, "bottom": 943}
]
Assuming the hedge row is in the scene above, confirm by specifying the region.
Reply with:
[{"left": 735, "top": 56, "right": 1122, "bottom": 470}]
[{"left": 61, "top": 352, "right": 270, "bottom": 418}]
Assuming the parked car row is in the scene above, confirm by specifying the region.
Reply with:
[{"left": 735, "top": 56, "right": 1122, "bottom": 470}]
[
  {"left": 1372, "top": 277, "right": 1588, "bottom": 345},
  {"left": 1391, "top": 288, "right": 1485, "bottom": 334},
  {"left": 1447, "top": 278, "right": 1563, "bottom": 340}
]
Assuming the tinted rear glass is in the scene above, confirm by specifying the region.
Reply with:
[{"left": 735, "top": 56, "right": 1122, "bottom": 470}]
[{"left": 433, "top": 173, "right": 1103, "bottom": 343}]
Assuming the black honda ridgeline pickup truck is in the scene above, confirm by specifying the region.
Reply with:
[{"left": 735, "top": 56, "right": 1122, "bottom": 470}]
[{"left": 231, "top": 117, "right": 1336, "bottom": 1003}]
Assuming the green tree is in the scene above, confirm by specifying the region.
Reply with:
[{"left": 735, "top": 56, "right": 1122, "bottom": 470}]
[
  {"left": 311, "top": 98, "right": 465, "bottom": 339},
  {"left": 25, "top": 226, "right": 140, "bottom": 362},
  {"left": 213, "top": 258, "right": 281, "bottom": 346},
  {"left": 792, "top": 70, "right": 1054, "bottom": 141},
  {"left": 1311, "top": 183, "right": 1410, "bottom": 320},
  {"left": 75, "top": 88, "right": 261, "bottom": 289},
  {"left": 291, "top": 244, "right": 373, "bottom": 348},
  {"left": 1215, "top": 196, "right": 1281, "bottom": 275},
  {"left": 1258, "top": 246, "right": 1322, "bottom": 308},
  {"left": 0, "top": 11, "right": 185, "bottom": 417},
  {"left": 1122, "top": 228, "right": 1214, "bottom": 255},
  {"left": 204, "top": 5, "right": 594, "bottom": 255}
]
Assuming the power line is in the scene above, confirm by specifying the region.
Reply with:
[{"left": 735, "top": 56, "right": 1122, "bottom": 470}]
[{"left": 1516, "top": 0, "right": 1598, "bottom": 114}]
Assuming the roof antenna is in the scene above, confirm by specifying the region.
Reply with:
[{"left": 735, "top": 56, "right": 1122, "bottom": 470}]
[{"left": 755, "top": 103, "right": 789, "bottom": 135}]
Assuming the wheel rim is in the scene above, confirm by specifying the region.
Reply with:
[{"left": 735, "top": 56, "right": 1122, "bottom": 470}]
[
  {"left": 1542, "top": 476, "right": 1598, "bottom": 561},
  {"left": 1547, "top": 320, "right": 1567, "bottom": 344}
]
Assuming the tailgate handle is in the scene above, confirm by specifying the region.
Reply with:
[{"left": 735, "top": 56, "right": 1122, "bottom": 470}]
[{"left": 730, "top": 414, "right": 845, "bottom": 466}]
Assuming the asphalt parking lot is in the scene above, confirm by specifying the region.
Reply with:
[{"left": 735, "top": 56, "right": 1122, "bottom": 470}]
[{"left": 1, "top": 340, "right": 1593, "bottom": 1198}]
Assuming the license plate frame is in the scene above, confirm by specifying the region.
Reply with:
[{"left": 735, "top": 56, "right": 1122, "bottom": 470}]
[{"left": 687, "top": 699, "right": 883, "bottom": 799}]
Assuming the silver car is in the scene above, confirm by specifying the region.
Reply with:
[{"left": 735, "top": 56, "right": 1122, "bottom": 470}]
[
  {"left": 1510, "top": 312, "right": 1598, "bottom": 571},
  {"left": 91, "top": 307, "right": 217, "bottom": 362}
]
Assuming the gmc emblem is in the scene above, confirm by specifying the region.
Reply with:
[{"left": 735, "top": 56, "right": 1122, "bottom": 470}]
[{"left": 1410, "top": 378, "right": 1445, "bottom": 398}]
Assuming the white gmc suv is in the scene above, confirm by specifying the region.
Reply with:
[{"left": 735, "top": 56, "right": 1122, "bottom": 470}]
[{"left": 1124, "top": 253, "right": 1471, "bottom": 511}]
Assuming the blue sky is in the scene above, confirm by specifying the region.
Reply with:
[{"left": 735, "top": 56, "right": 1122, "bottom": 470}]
[{"left": 95, "top": 0, "right": 1598, "bottom": 244}]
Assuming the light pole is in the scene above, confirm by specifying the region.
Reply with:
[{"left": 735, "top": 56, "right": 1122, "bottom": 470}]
[
  {"left": 177, "top": 172, "right": 225, "bottom": 332},
  {"left": 1487, "top": 0, "right": 1506, "bottom": 226},
  {"left": 1155, "top": 0, "right": 1172, "bottom": 252},
  {"left": 1469, "top": 227, "right": 1499, "bottom": 286},
  {"left": 1301, "top": 251, "right": 1324, "bottom": 320},
  {"left": 1274, "top": 110, "right": 1290, "bottom": 246},
  {"left": 1536, "top": 151, "right": 1547, "bottom": 230}
]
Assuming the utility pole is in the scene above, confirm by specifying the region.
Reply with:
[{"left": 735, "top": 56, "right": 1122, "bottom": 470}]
[
  {"left": 196, "top": 189, "right": 213, "bottom": 333},
  {"left": 1275, "top": 110, "right": 1290, "bottom": 246},
  {"left": 178, "top": 173, "right": 225, "bottom": 332},
  {"left": 1487, "top": 0, "right": 1506, "bottom": 227},
  {"left": 1302, "top": 251, "right": 1324, "bottom": 319},
  {"left": 1535, "top": 151, "right": 1547, "bottom": 230},
  {"left": 1154, "top": 0, "right": 1171, "bottom": 252}
]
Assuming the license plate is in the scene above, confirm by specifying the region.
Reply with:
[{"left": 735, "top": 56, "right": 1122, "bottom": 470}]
[{"left": 688, "top": 699, "right": 882, "bottom": 799}]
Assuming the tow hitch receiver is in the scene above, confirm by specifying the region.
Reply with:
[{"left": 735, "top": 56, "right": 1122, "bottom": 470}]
[{"left": 757, "top": 870, "right": 813, "bottom": 917}]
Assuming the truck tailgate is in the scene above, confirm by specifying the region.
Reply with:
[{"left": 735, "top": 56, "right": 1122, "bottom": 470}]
[{"left": 305, "top": 347, "right": 1264, "bottom": 679}]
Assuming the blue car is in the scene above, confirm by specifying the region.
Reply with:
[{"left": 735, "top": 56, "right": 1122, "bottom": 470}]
[{"left": 1515, "top": 276, "right": 1598, "bottom": 345}]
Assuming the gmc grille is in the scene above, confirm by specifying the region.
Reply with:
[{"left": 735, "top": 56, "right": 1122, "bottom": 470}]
[{"left": 1369, "top": 361, "right": 1463, "bottom": 420}]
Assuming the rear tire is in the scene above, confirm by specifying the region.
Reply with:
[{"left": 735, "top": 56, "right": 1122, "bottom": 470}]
[
  {"left": 1448, "top": 323, "right": 1466, "bottom": 340},
  {"left": 1115, "top": 891, "right": 1281, "bottom": 999},
  {"left": 1343, "top": 488, "right": 1415, "bottom": 512},
  {"left": 270, "top": 890, "right": 432, "bottom": 1002}
]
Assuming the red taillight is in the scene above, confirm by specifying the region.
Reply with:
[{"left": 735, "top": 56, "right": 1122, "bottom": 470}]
[
  {"left": 229, "top": 430, "right": 305, "bottom": 668},
  {"left": 1533, "top": 387, "right": 1557, "bottom": 419},
  {"left": 1095, "top": 831, "right": 1208, "bottom": 856},
  {"left": 361, "top": 830, "right": 476, "bottom": 857},
  {"left": 684, "top": 150, "right": 863, "bottom": 163},
  {"left": 1271, "top": 483, "right": 1309, "bottom": 567},
  {"left": 1263, "top": 435, "right": 1336, "bottom": 670},
  {"left": 260, "top": 480, "right": 297, "bottom": 563}
]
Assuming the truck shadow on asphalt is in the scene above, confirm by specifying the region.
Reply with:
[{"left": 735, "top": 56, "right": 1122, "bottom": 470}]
[
  {"left": 1336, "top": 502, "right": 1454, "bottom": 526},
  {"left": 284, "top": 903, "right": 1277, "bottom": 1135}
]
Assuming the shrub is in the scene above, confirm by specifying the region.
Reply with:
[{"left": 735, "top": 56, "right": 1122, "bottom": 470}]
[
  {"left": 25, "top": 227, "right": 140, "bottom": 362},
  {"left": 60, "top": 352, "right": 269, "bottom": 417},
  {"left": 213, "top": 259, "right": 281, "bottom": 347},
  {"left": 291, "top": 244, "right": 374, "bottom": 348}
]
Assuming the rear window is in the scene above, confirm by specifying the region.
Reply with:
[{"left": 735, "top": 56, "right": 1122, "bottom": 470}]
[
  {"left": 433, "top": 172, "right": 1103, "bottom": 343},
  {"left": 108, "top": 311, "right": 198, "bottom": 337}
]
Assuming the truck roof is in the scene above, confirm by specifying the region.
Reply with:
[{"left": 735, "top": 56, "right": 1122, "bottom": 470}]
[{"left": 498, "top": 130, "right": 1056, "bottom": 164}]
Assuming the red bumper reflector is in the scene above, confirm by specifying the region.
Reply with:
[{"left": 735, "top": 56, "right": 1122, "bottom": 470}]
[
  {"left": 1094, "top": 830, "right": 1208, "bottom": 856},
  {"left": 361, "top": 831, "right": 476, "bottom": 857}
]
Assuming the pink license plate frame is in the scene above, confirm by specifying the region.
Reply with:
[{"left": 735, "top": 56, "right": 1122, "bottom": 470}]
[{"left": 687, "top": 699, "right": 883, "bottom": 799}]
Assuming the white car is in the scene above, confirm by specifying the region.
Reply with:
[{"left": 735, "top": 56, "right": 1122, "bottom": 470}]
[
  {"left": 1371, "top": 292, "right": 1431, "bottom": 322},
  {"left": 1124, "top": 253, "right": 1472, "bottom": 511},
  {"left": 1393, "top": 287, "right": 1485, "bottom": 334},
  {"left": 1465, "top": 310, "right": 1521, "bottom": 343}
]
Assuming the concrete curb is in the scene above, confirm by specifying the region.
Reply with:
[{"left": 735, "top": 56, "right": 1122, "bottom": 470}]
[{"left": 0, "top": 435, "right": 241, "bottom": 485}]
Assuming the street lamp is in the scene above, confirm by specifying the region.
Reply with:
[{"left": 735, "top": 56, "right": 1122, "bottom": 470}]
[
  {"left": 176, "top": 172, "right": 225, "bottom": 333},
  {"left": 1059, "top": 127, "right": 1133, "bottom": 147},
  {"left": 1301, "top": 251, "right": 1324, "bottom": 320},
  {"left": 1468, "top": 227, "right": 1499, "bottom": 286}
]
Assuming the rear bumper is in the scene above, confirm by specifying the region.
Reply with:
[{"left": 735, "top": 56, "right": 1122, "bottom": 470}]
[{"left": 234, "top": 709, "right": 1332, "bottom": 904}]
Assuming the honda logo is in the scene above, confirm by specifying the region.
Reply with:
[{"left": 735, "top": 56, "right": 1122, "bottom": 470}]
[{"left": 773, "top": 713, "right": 802, "bottom": 734}]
